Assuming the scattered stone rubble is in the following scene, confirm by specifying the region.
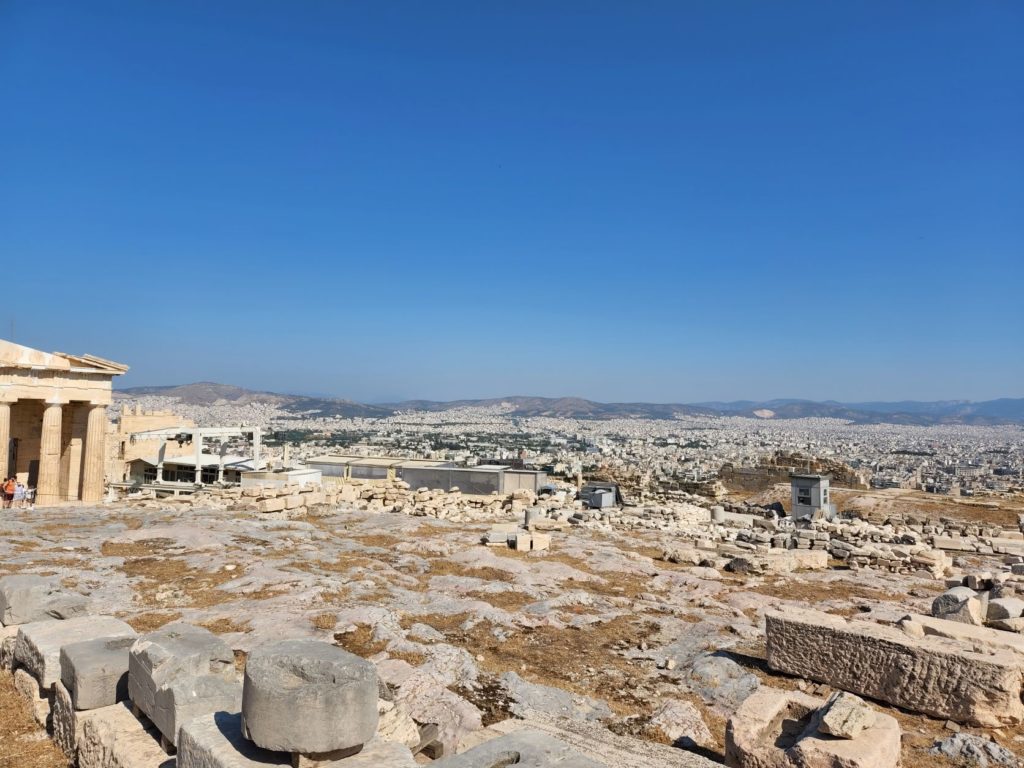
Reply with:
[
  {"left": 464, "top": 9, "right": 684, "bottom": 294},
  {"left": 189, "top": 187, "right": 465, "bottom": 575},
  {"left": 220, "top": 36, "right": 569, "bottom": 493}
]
[{"left": 932, "top": 568, "right": 1024, "bottom": 633}]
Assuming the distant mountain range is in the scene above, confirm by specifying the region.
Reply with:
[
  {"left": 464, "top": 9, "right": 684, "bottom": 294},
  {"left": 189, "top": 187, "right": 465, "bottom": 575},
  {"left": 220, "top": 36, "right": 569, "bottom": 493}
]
[{"left": 115, "top": 382, "right": 1024, "bottom": 425}]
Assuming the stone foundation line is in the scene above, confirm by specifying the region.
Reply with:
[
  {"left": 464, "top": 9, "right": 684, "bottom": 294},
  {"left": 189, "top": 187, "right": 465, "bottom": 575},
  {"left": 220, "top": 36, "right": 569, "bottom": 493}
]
[{"left": 119, "top": 475, "right": 1024, "bottom": 578}]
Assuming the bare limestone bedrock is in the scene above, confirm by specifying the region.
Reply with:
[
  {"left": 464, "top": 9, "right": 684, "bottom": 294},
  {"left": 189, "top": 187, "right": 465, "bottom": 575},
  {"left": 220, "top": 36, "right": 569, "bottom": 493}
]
[
  {"left": 0, "top": 573, "right": 90, "bottom": 625},
  {"left": 764, "top": 608, "right": 1024, "bottom": 727},
  {"left": 61, "top": 635, "right": 138, "bottom": 710},
  {"left": 725, "top": 687, "right": 900, "bottom": 768},
  {"left": 241, "top": 639, "right": 379, "bottom": 754},
  {"left": 433, "top": 730, "right": 603, "bottom": 768},
  {"left": 14, "top": 615, "right": 135, "bottom": 689},
  {"left": 128, "top": 622, "right": 239, "bottom": 746}
]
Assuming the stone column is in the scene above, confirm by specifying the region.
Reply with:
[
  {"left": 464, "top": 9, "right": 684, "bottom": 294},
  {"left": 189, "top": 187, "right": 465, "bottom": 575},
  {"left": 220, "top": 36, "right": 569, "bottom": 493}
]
[
  {"left": 37, "top": 403, "right": 63, "bottom": 506},
  {"left": 81, "top": 404, "right": 108, "bottom": 503},
  {"left": 156, "top": 442, "right": 165, "bottom": 483},
  {"left": 0, "top": 402, "right": 10, "bottom": 479}
]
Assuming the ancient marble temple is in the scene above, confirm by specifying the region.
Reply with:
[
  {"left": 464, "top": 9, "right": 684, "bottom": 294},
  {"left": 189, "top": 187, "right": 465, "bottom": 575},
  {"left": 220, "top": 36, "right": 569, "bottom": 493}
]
[{"left": 0, "top": 339, "right": 127, "bottom": 505}]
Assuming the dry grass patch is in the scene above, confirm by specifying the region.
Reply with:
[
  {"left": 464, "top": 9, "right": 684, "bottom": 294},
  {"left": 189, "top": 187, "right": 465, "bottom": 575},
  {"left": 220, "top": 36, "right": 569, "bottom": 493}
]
[
  {"left": 122, "top": 611, "right": 182, "bottom": 633},
  {"left": 116, "top": 555, "right": 239, "bottom": 609},
  {"left": 197, "top": 617, "right": 252, "bottom": 634},
  {"left": 425, "top": 558, "right": 514, "bottom": 583},
  {"left": 0, "top": 668, "right": 69, "bottom": 768},
  {"left": 505, "top": 550, "right": 662, "bottom": 599},
  {"left": 390, "top": 649, "right": 427, "bottom": 666},
  {"left": 100, "top": 538, "right": 179, "bottom": 558},
  {"left": 316, "top": 588, "right": 352, "bottom": 606},
  {"left": 452, "top": 674, "right": 516, "bottom": 727},
  {"left": 243, "top": 584, "right": 298, "bottom": 601},
  {"left": 744, "top": 578, "right": 900, "bottom": 605},
  {"left": 288, "top": 554, "right": 381, "bottom": 576},
  {"left": 465, "top": 589, "right": 539, "bottom": 612},
  {"left": 311, "top": 612, "right": 338, "bottom": 630},
  {"left": 414, "top": 612, "right": 660, "bottom": 715},
  {"left": 333, "top": 625, "right": 388, "bottom": 657},
  {"left": 349, "top": 533, "right": 405, "bottom": 548}
]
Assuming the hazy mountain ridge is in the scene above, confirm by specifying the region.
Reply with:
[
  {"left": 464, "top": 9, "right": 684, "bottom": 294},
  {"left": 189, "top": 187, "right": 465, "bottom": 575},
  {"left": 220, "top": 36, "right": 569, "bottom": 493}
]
[{"left": 116, "top": 383, "right": 1024, "bottom": 425}]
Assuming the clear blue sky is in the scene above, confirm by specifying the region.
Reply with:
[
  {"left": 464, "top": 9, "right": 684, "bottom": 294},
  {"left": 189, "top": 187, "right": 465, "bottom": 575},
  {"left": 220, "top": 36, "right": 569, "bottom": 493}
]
[{"left": 1, "top": 2, "right": 1021, "bottom": 403}]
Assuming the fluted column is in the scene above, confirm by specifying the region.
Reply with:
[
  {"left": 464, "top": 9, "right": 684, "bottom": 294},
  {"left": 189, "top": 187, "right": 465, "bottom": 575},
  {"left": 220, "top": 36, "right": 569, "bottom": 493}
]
[
  {"left": 0, "top": 402, "right": 10, "bottom": 479},
  {"left": 81, "top": 404, "right": 107, "bottom": 503},
  {"left": 37, "top": 403, "right": 63, "bottom": 506}
]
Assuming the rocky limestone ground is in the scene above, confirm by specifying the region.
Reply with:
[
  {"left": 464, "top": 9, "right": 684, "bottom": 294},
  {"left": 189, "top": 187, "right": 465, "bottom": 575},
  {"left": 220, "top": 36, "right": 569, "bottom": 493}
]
[{"left": 1, "top": 499, "right": 1022, "bottom": 767}]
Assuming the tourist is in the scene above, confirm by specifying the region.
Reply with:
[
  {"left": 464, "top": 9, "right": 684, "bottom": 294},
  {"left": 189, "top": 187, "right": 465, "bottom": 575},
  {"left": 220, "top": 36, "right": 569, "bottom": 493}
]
[
  {"left": 12, "top": 480, "right": 26, "bottom": 509},
  {"left": 1, "top": 476, "right": 15, "bottom": 509}
]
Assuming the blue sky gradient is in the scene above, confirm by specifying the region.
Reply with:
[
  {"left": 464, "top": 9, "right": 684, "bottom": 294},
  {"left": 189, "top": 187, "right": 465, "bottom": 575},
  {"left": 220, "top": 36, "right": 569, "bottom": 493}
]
[{"left": 1, "top": 2, "right": 1021, "bottom": 402}]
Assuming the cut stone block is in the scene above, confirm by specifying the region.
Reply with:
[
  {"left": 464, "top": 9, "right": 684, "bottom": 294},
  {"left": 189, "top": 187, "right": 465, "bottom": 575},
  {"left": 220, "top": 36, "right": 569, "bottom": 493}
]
[
  {"left": 816, "top": 691, "right": 874, "bottom": 739},
  {"left": 433, "top": 730, "right": 602, "bottom": 767},
  {"left": 241, "top": 639, "right": 378, "bottom": 754},
  {"left": 514, "top": 533, "right": 534, "bottom": 551},
  {"left": 128, "top": 622, "right": 236, "bottom": 728},
  {"left": 53, "top": 679, "right": 111, "bottom": 758},
  {"left": 14, "top": 666, "right": 51, "bottom": 728},
  {"left": 987, "top": 597, "right": 1024, "bottom": 621},
  {"left": 902, "top": 613, "right": 1024, "bottom": 655},
  {"left": 62, "top": 635, "right": 137, "bottom": 710},
  {"left": 178, "top": 713, "right": 415, "bottom": 768},
  {"left": 257, "top": 498, "right": 286, "bottom": 513},
  {"left": 15, "top": 615, "right": 135, "bottom": 689},
  {"left": 152, "top": 673, "right": 242, "bottom": 747},
  {"left": 990, "top": 617, "right": 1024, "bottom": 632},
  {"left": 78, "top": 700, "right": 175, "bottom": 768},
  {"left": 766, "top": 608, "right": 1024, "bottom": 726},
  {"left": 1, "top": 623, "right": 17, "bottom": 669},
  {"left": 177, "top": 711, "right": 289, "bottom": 768},
  {"left": 931, "top": 586, "right": 983, "bottom": 625},
  {"left": 725, "top": 687, "right": 900, "bottom": 768}
]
